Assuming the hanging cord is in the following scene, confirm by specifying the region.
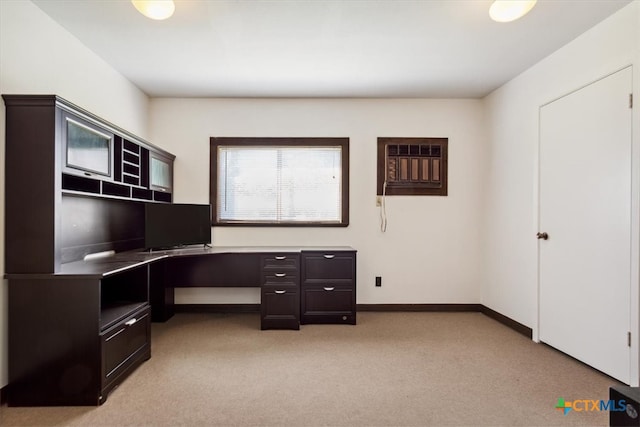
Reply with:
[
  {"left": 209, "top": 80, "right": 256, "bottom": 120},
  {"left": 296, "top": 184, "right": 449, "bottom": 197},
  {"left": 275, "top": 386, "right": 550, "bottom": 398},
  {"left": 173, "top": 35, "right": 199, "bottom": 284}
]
[
  {"left": 379, "top": 143, "right": 388, "bottom": 232},
  {"left": 380, "top": 180, "right": 387, "bottom": 232}
]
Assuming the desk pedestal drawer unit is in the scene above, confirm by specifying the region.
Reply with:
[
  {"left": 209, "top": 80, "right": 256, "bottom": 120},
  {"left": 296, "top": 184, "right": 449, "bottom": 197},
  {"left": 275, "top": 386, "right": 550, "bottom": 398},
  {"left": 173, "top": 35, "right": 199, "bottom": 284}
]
[
  {"left": 261, "top": 254, "right": 300, "bottom": 330},
  {"left": 301, "top": 250, "right": 357, "bottom": 324}
]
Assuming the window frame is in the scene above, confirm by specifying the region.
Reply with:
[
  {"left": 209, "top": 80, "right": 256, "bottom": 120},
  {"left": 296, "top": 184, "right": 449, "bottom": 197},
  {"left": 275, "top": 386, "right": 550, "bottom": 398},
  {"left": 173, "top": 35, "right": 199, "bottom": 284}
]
[{"left": 210, "top": 137, "right": 349, "bottom": 227}]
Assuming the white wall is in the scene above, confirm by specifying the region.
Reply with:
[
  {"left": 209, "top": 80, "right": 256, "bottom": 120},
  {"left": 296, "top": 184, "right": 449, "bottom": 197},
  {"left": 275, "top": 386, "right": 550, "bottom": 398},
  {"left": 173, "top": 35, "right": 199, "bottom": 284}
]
[
  {"left": 0, "top": 0, "right": 150, "bottom": 388},
  {"left": 482, "top": 0, "right": 640, "bottom": 381},
  {"left": 149, "top": 98, "right": 486, "bottom": 306}
]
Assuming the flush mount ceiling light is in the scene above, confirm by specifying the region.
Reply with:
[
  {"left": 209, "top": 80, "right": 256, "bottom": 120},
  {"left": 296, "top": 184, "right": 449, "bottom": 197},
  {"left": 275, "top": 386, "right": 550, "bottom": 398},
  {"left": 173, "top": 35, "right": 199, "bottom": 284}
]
[
  {"left": 489, "top": 0, "right": 537, "bottom": 23},
  {"left": 132, "top": 0, "right": 175, "bottom": 20}
]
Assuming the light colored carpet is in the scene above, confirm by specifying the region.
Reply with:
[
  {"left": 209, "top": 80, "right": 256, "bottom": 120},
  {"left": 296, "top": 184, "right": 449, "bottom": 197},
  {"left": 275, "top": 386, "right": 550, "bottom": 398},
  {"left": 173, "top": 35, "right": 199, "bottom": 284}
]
[{"left": 0, "top": 312, "right": 620, "bottom": 426}]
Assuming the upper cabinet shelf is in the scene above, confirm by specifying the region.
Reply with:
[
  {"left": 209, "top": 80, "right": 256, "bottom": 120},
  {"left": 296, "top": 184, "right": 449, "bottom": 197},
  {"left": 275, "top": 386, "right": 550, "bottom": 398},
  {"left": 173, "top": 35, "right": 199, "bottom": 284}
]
[
  {"left": 3, "top": 94, "right": 175, "bottom": 204},
  {"left": 3, "top": 94, "right": 177, "bottom": 273}
]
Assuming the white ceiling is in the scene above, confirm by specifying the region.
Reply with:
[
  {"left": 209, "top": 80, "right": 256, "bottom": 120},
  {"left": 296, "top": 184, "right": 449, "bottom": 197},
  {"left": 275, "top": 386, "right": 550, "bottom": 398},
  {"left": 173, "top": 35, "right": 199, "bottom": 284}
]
[{"left": 32, "top": 0, "right": 631, "bottom": 98}]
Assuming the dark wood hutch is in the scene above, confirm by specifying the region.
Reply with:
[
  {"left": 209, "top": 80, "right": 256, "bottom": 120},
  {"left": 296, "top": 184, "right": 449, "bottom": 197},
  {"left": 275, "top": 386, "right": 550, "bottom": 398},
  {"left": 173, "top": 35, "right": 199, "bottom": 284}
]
[{"left": 3, "top": 95, "right": 174, "bottom": 406}]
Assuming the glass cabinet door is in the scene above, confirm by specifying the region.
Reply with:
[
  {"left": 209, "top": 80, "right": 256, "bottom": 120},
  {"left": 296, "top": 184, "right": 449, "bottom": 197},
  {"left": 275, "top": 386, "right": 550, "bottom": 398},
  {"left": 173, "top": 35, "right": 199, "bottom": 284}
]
[
  {"left": 149, "top": 152, "right": 173, "bottom": 192},
  {"left": 62, "top": 112, "right": 114, "bottom": 179}
]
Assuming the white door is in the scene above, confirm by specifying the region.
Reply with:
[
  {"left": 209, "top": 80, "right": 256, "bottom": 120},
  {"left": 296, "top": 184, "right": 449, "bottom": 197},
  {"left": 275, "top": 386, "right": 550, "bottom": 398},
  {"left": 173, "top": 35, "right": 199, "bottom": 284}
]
[{"left": 539, "top": 67, "right": 633, "bottom": 383}]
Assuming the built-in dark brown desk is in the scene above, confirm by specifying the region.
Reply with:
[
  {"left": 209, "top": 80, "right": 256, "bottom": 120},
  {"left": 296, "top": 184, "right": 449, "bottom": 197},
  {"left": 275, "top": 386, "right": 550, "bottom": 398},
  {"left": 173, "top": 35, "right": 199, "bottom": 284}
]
[
  {"left": 5, "top": 245, "right": 356, "bottom": 406},
  {"left": 140, "top": 245, "right": 356, "bottom": 324},
  {"left": 54, "top": 245, "right": 357, "bottom": 325}
]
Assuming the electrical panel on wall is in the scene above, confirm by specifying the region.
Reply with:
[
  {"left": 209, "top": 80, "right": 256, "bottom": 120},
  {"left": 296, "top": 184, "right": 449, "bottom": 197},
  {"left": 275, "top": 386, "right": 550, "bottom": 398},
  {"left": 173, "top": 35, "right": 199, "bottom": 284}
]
[{"left": 377, "top": 137, "right": 448, "bottom": 196}]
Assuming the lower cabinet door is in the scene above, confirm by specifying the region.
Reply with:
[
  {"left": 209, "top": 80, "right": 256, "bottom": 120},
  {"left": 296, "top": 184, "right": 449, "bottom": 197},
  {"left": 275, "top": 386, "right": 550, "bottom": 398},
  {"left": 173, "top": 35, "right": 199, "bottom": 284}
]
[
  {"left": 101, "top": 306, "right": 151, "bottom": 400},
  {"left": 301, "top": 286, "right": 356, "bottom": 324},
  {"left": 261, "top": 289, "right": 300, "bottom": 330}
]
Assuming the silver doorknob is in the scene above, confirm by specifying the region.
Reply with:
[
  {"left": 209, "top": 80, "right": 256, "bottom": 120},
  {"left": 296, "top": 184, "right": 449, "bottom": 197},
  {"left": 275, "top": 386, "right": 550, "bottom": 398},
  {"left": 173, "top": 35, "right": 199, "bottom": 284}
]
[{"left": 536, "top": 232, "right": 549, "bottom": 240}]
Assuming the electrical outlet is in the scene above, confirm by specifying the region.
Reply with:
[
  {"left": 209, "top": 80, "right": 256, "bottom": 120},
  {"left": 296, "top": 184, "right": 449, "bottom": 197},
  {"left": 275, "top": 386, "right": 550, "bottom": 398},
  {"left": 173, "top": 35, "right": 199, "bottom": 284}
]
[
  {"left": 376, "top": 196, "right": 382, "bottom": 207},
  {"left": 375, "top": 276, "right": 382, "bottom": 287}
]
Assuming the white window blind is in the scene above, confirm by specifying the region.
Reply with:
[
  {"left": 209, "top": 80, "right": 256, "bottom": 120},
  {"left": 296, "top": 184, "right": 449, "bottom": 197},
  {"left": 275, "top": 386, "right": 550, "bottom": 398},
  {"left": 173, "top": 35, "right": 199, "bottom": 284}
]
[{"left": 217, "top": 146, "right": 343, "bottom": 224}]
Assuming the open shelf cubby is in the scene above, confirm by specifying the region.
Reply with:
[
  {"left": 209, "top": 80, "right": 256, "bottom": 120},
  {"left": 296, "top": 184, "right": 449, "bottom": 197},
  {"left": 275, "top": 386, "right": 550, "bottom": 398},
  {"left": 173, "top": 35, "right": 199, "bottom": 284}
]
[{"left": 100, "top": 265, "right": 149, "bottom": 331}]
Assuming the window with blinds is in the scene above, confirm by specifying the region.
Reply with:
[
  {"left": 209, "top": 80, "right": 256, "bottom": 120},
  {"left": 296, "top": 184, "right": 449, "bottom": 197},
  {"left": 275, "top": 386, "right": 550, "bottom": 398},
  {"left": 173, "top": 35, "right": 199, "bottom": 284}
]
[
  {"left": 377, "top": 137, "right": 448, "bottom": 196},
  {"left": 210, "top": 138, "right": 349, "bottom": 226}
]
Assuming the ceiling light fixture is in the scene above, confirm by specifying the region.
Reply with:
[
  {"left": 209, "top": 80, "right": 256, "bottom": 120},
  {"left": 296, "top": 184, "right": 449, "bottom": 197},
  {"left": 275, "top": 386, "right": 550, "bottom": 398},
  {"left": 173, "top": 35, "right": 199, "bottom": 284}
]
[
  {"left": 489, "top": 0, "right": 537, "bottom": 23},
  {"left": 131, "top": 0, "right": 175, "bottom": 21}
]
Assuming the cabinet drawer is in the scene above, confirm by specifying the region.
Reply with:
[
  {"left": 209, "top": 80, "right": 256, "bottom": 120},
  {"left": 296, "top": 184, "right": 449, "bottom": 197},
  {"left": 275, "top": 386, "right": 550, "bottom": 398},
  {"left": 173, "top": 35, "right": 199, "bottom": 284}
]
[
  {"left": 101, "top": 306, "right": 150, "bottom": 385},
  {"left": 262, "top": 271, "right": 299, "bottom": 286},
  {"left": 262, "top": 280, "right": 298, "bottom": 292},
  {"left": 302, "top": 286, "right": 354, "bottom": 313},
  {"left": 301, "top": 285, "right": 356, "bottom": 325},
  {"left": 302, "top": 252, "right": 355, "bottom": 281},
  {"left": 261, "top": 288, "right": 299, "bottom": 330},
  {"left": 261, "top": 254, "right": 299, "bottom": 270}
]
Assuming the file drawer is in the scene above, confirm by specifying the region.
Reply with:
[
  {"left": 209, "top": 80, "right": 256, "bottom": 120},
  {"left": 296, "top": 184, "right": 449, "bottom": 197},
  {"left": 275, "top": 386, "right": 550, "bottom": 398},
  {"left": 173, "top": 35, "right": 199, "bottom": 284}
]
[
  {"left": 302, "top": 252, "right": 355, "bottom": 282},
  {"left": 101, "top": 305, "right": 150, "bottom": 389}
]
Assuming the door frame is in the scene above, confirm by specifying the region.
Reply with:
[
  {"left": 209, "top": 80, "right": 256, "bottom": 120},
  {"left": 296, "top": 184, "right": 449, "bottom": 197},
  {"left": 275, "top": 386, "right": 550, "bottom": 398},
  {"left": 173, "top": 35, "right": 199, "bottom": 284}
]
[{"left": 534, "top": 65, "right": 639, "bottom": 386}]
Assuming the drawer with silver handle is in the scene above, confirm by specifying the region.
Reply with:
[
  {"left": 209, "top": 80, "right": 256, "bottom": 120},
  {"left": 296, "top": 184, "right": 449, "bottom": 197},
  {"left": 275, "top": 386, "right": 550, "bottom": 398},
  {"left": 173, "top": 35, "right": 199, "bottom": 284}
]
[
  {"left": 261, "top": 254, "right": 299, "bottom": 270},
  {"left": 301, "top": 252, "right": 355, "bottom": 281},
  {"left": 101, "top": 306, "right": 150, "bottom": 384},
  {"left": 262, "top": 271, "right": 299, "bottom": 285}
]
